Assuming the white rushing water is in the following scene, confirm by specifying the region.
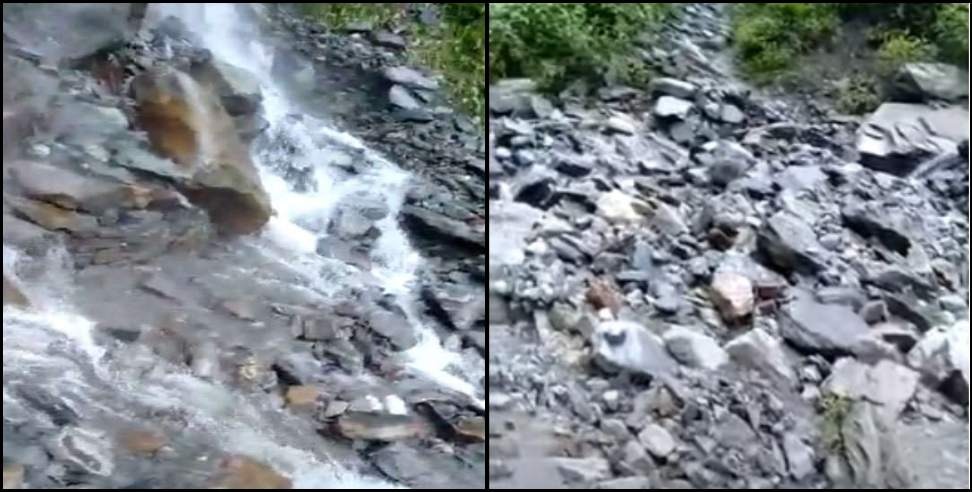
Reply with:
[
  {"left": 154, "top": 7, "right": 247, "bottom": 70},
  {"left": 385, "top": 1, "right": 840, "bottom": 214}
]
[
  {"left": 3, "top": 3, "right": 480, "bottom": 489},
  {"left": 148, "top": 3, "right": 480, "bottom": 403}
]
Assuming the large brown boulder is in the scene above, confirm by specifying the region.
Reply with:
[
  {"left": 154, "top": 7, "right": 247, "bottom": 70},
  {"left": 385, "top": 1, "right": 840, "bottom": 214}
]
[
  {"left": 3, "top": 275, "right": 29, "bottom": 307},
  {"left": 132, "top": 67, "right": 272, "bottom": 235}
]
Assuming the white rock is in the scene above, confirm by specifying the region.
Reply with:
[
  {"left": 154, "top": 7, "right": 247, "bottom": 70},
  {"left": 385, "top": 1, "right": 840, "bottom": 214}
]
[
  {"left": 638, "top": 424, "right": 676, "bottom": 458},
  {"left": 597, "top": 190, "right": 642, "bottom": 223}
]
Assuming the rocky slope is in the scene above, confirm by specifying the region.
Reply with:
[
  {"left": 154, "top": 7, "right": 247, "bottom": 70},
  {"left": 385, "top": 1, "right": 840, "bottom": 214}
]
[
  {"left": 3, "top": 3, "right": 484, "bottom": 489},
  {"left": 488, "top": 4, "right": 969, "bottom": 489}
]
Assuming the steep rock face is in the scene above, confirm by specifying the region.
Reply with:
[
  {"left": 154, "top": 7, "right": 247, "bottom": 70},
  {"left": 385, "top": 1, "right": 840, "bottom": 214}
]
[{"left": 132, "top": 67, "right": 272, "bottom": 234}]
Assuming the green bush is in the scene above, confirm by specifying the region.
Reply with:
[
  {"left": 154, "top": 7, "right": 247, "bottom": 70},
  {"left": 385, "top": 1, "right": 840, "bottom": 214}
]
[
  {"left": 835, "top": 73, "right": 881, "bottom": 114},
  {"left": 488, "top": 3, "right": 672, "bottom": 90},
  {"left": 731, "top": 3, "right": 839, "bottom": 80},
  {"left": 732, "top": 3, "right": 969, "bottom": 83},
  {"left": 932, "top": 4, "right": 969, "bottom": 66},
  {"left": 876, "top": 31, "right": 937, "bottom": 74}
]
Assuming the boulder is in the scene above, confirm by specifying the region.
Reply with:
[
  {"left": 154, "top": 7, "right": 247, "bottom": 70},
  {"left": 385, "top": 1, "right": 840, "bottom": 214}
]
[
  {"left": 189, "top": 58, "right": 263, "bottom": 117},
  {"left": 695, "top": 140, "right": 755, "bottom": 187},
  {"left": 757, "top": 211, "right": 825, "bottom": 274},
  {"left": 710, "top": 272, "right": 754, "bottom": 322},
  {"left": 839, "top": 402, "right": 913, "bottom": 488},
  {"left": 779, "top": 291, "right": 870, "bottom": 357},
  {"left": 649, "top": 77, "right": 698, "bottom": 99},
  {"left": 132, "top": 67, "right": 272, "bottom": 234},
  {"left": 211, "top": 455, "right": 292, "bottom": 489},
  {"left": 401, "top": 205, "right": 485, "bottom": 252},
  {"left": 334, "top": 412, "right": 431, "bottom": 442},
  {"left": 726, "top": 328, "right": 796, "bottom": 383},
  {"left": 823, "top": 358, "right": 919, "bottom": 420},
  {"left": 907, "top": 319, "right": 969, "bottom": 406},
  {"left": 389, "top": 85, "right": 422, "bottom": 110},
  {"left": 653, "top": 96, "right": 694, "bottom": 120},
  {"left": 118, "top": 429, "right": 167, "bottom": 455},
  {"left": 663, "top": 325, "right": 728, "bottom": 371},
  {"left": 592, "top": 320, "right": 677, "bottom": 378},
  {"left": 857, "top": 103, "right": 969, "bottom": 176},
  {"left": 638, "top": 424, "right": 677, "bottom": 459},
  {"left": 3, "top": 275, "right": 29, "bottom": 307},
  {"left": 891, "top": 63, "right": 968, "bottom": 102},
  {"left": 551, "top": 458, "right": 612, "bottom": 484},
  {"left": 383, "top": 66, "right": 439, "bottom": 91}
]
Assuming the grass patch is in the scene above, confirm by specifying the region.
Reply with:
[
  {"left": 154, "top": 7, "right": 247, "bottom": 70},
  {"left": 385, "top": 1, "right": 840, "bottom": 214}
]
[
  {"left": 301, "top": 4, "right": 485, "bottom": 125},
  {"left": 488, "top": 3, "right": 673, "bottom": 91},
  {"left": 820, "top": 393, "right": 853, "bottom": 454},
  {"left": 732, "top": 3, "right": 969, "bottom": 84}
]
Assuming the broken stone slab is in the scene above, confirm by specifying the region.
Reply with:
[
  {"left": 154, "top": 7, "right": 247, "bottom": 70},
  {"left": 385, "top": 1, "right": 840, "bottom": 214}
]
[
  {"left": 857, "top": 103, "right": 968, "bottom": 176},
  {"left": 400, "top": 205, "right": 484, "bottom": 252},
  {"left": 649, "top": 77, "right": 698, "bottom": 99},
  {"left": 383, "top": 66, "right": 438, "bottom": 90},
  {"left": 550, "top": 457, "right": 612, "bottom": 484},
  {"left": 779, "top": 291, "right": 870, "bottom": 358},
  {"left": 757, "top": 211, "right": 826, "bottom": 274}
]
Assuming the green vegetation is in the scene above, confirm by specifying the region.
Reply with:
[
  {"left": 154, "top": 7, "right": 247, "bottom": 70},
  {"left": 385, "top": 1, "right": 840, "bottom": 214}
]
[
  {"left": 488, "top": 3, "right": 673, "bottom": 91},
  {"left": 300, "top": 4, "right": 485, "bottom": 123},
  {"left": 732, "top": 4, "right": 969, "bottom": 83},
  {"left": 820, "top": 393, "right": 853, "bottom": 454}
]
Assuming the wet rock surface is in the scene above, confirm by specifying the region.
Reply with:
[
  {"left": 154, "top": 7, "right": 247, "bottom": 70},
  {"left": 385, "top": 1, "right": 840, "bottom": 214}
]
[
  {"left": 489, "top": 3, "right": 969, "bottom": 490},
  {"left": 3, "top": 3, "right": 484, "bottom": 490}
]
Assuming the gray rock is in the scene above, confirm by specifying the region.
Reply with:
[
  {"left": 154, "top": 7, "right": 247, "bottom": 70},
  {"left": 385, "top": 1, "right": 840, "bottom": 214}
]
[
  {"left": 368, "top": 309, "right": 418, "bottom": 351},
  {"left": 719, "top": 103, "right": 745, "bottom": 124},
  {"left": 47, "top": 427, "right": 114, "bottom": 477},
  {"left": 383, "top": 66, "right": 438, "bottom": 90},
  {"left": 401, "top": 205, "right": 484, "bottom": 251},
  {"left": 860, "top": 301, "right": 888, "bottom": 325},
  {"left": 638, "top": 424, "right": 676, "bottom": 459},
  {"left": 273, "top": 352, "right": 325, "bottom": 386},
  {"left": 779, "top": 292, "right": 870, "bottom": 357},
  {"left": 823, "top": 358, "right": 919, "bottom": 419},
  {"left": 757, "top": 212, "right": 825, "bottom": 274},
  {"left": 939, "top": 295, "right": 967, "bottom": 314},
  {"left": 373, "top": 30, "right": 406, "bottom": 49},
  {"left": 649, "top": 77, "right": 698, "bottom": 99},
  {"left": 841, "top": 203, "right": 913, "bottom": 255},
  {"left": 592, "top": 320, "right": 677, "bottom": 378},
  {"left": 653, "top": 96, "right": 694, "bottom": 120},
  {"left": 907, "top": 319, "right": 969, "bottom": 406},
  {"left": 782, "top": 434, "right": 815, "bottom": 481},
  {"left": 389, "top": 85, "right": 422, "bottom": 110},
  {"left": 489, "top": 79, "right": 537, "bottom": 115},
  {"left": 663, "top": 325, "right": 728, "bottom": 371},
  {"left": 4, "top": 4, "right": 141, "bottom": 64},
  {"left": 551, "top": 457, "right": 611, "bottom": 484},
  {"left": 857, "top": 103, "right": 968, "bottom": 176},
  {"left": 606, "top": 114, "right": 637, "bottom": 135},
  {"left": 621, "top": 440, "right": 654, "bottom": 475},
  {"left": 695, "top": 140, "right": 755, "bottom": 187},
  {"left": 596, "top": 477, "right": 653, "bottom": 489},
  {"left": 892, "top": 63, "right": 968, "bottom": 102},
  {"left": 725, "top": 328, "right": 796, "bottom": 383},
  {"left": 190, "top": 59, "right": 262, "bottom": 117},
  {"left": 776, "top": 166, "right": 826, "bottom": 191},
  {"left": 841, "top": 402, "right": 914, "bottom": 488},
  {"left": 600, "top": 418, "right": 629, "bottom": 440}
]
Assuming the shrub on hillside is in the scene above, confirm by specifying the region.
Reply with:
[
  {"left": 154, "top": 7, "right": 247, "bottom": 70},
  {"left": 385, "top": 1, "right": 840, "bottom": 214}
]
[{"left": 488, "top": 3, "right": 671, "bottom": 90}]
